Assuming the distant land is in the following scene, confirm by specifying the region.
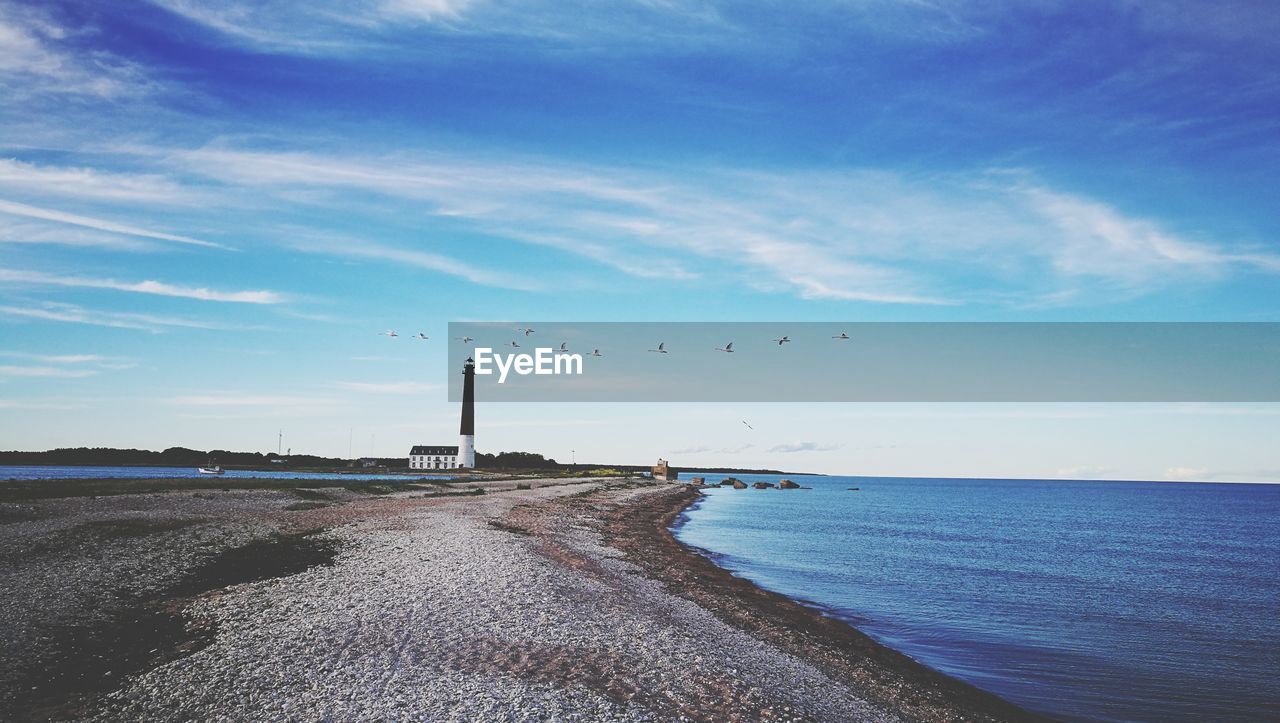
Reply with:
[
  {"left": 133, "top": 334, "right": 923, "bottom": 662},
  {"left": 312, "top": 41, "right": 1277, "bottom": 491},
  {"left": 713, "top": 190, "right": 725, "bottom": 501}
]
[{"left": 0, "top": 447, "right": 800, "bottom": 476}]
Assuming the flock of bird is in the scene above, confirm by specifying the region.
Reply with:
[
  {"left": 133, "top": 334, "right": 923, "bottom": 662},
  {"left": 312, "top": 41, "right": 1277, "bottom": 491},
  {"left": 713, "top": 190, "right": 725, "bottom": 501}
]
[{"left": 379, "top": 327, "right": 852, "bottom": 358}]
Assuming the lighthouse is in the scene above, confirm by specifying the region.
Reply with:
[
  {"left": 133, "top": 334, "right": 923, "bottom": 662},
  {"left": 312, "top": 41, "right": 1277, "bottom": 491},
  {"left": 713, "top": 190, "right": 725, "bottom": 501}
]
[{"left": 459, "top": 357, "right": 476, "bottom": 468}]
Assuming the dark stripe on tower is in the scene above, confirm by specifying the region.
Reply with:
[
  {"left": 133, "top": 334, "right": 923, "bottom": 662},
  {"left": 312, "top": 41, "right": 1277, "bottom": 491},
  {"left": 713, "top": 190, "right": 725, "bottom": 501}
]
[{"left": 460, "top": 357, "right": 475, "bottom": 435}]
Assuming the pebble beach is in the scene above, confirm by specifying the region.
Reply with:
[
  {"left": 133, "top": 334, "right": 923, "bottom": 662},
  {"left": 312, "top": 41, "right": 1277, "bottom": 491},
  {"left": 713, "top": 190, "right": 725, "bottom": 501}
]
[{"left": 0, "top": 478, "right": 1035, "bottom": 721}]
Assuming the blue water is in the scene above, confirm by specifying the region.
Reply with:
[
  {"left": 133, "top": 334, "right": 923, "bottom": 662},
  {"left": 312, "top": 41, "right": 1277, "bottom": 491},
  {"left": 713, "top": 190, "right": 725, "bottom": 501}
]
[
  {"left": 674, "top": 474, "right": 1280, "bottom": 722},
  {"left": 0, "top": 465, "right": 444, "bottom": 482}
]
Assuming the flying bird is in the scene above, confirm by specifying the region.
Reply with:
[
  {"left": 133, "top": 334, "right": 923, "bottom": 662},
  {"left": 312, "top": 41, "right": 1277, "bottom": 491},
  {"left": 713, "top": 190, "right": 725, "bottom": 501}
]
[
  {"left": 648, "top": 342, "right": 668, "bottom": 353},
  {"left": 508, "top": 340, "right": 521, "bottom": 348},
  {"left": 832, "top": 332, "right": 849, "bottom": 340},
  {"left": 591, "top": 348, "right": 603, "bottom": 357},
  {"left": 413, "top": 332, "right": 429, "bottom": 340},
  {"left": 518, "top": 327, "right": 535, "bottom": 336},
  {"left": 742, "top": 420, "right": 753, "bottom": 430},
  {"left": 773, "top": 336, "right": 791, "bottom": 345},
  {"left": 716, "top": 342, "right": 734, "bottom": 353},
  {"left": 380, "top": 330, "right": 398, "bottom": 338},
  {"left": 558, "top": 342, "right": 569, "bottom": 353},
  {"left": 457, "top": 336, "right": 474, "bottom": 344}
]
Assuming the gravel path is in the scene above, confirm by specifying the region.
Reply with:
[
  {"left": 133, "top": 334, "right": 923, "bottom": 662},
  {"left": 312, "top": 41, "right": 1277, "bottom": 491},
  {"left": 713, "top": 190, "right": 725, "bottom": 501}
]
[{"left": 50, "top": 481, "right": 896, "bottom": 722}]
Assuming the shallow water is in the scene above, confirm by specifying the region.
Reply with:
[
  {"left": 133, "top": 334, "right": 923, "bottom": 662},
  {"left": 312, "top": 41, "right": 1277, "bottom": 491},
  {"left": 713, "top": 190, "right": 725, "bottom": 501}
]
[
  {"left": 674, "top": 474, "right": 1280, "bottom": 722},
  {"left": 0, "top": 465, "right": 442, "bottom": 482}
]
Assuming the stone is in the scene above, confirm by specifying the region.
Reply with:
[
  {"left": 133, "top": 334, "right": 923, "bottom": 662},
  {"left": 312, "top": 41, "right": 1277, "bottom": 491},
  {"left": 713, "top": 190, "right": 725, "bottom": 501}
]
[{"left": 778, "top": 479, "right": 800, "bottom": 489}]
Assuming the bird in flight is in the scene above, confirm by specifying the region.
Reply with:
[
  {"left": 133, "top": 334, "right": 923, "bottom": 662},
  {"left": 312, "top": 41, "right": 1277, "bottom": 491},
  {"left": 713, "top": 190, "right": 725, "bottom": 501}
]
[
  {"left": 591, "top": 348, "right": 603, "bottom": 357},
  {"left": 716, "top": 342, "right": 734, "bottom": 353},
  {"left": 649, "top": 342, "right": 668, "bottom": 353},
  {"left": 413, "top": 332, "right": 428, "bottom": 340},
  {"left": 517, "top": 327, "right": 535, "bottom": 336},
  {"left": 508, "top": 340, "right": 521, "bottom": 348},
  {"left": 457, "top": 336, "right": 474, "bottom": 344},
  {"left": 832, "top": 332, "right": 849, "bottom": 340},
  {"left": 380, "top": 330, "right": 398, "bottom": 338},
  {"left": 773, "top": 336, "right": 791, "bottom": 345},
  {"left": 742, "top": 420, "right": 754, "bottom": 430},
  {"left": 558, "top": 342, "right": 569, "bottom": 353}
]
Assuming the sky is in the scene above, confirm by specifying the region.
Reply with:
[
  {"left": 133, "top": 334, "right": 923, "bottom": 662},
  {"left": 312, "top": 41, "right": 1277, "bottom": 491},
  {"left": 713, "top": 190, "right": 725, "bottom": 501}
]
[{"left": 1, "top": 0, "right": 1278, "bottom": 481}]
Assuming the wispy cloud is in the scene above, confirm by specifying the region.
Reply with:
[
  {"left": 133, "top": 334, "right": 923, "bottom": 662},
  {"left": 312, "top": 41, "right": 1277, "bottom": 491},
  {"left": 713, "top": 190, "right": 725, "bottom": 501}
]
[
  {"left": 1163, "top": 466, "right": 1210, "bottom": 481},
  {"left": 287, "top": 234, "right": 539, "bottom": 291},
  {"left": 0, "top": 301, "right": 253, "bottom": 333},
  {"left": 0, "top": 159, "right": 198, "bottom": 204},
  {"left": 0, "top": 364, "right": 97, "bottom": 378},
  {"left": 331, "top": 381, "right": 439, "bottom": 393},
  {"left": 170, "top": 393, "right": 337, "bottom": 407},
  {"left": 0, "top": 398, "right": 88, "bottom": 410},
  {"left": 0, "top": 199, "right": 226, "bottom": 250},
  {"left": 0, "top": 268, "right": 286, "bottom": 304},
  {"left": 0, "top": 3, "right": 157, "bottom": 98},
  {"left": 154, "top": 144, "right": 1280, "bottom": 305},
  {"left": 0, "top": 351, "right": 136, "bottom": 371},
  {"left": 769, "top": 441, "right": 839, "bottom": 453}
]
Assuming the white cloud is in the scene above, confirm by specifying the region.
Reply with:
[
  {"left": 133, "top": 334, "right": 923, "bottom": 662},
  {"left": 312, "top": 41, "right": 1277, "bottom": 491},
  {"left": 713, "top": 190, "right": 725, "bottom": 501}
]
[
  {"left": 0, "top": 364, "right": 97, "bottom": 378},
  {"left": 769, "top": 441, "right": 839, "bottom": 453},
  {"left": 0, "top": 301, "right": 251, "bottom": 332},
  {"left": 157, "top": 144, "right": 1280, "bottom": 305},
  {"left": 0, "top": 268, "right": 286, "bottom": 304},
  {"left": 0, "top": 3, "right": 156, "bottom": 98},
  {"left": 0, "top": 199, "right": 226, "bottom": 250},
  {"left": 0, "top": 352, "right": 107, "bottom": 364},
  {"left": 1163, "top": 466, "right": 1210, "bottom": 480},
  {"left": 170, "top": 393, "right": 336, "bottom": 407},
  {"left": 0, "top": 398, "right": 87, "bottom": 410},
  {"left": 0, "top": 159, "right": 197, "bottom": 204},
  {"left": 287, "top": 235, "right": 539, "bottom": 291},
  {"left": 331, "top": 381, "right": 439, "bottom": 393}
]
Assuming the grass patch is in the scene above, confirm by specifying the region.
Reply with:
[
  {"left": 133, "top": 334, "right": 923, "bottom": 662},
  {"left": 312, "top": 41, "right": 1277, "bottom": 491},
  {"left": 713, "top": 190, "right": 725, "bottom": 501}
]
[
  {"left": 344, "top": 483, "right": 396, "bottom": 495},
  {"left": 287, "top": 488, "right": 334, "bottom": 501}
]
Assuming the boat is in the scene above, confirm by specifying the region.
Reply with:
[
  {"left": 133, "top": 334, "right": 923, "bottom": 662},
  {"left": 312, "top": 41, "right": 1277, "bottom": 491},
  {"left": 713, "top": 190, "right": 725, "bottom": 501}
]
[{"left": 198, "top": 465, "right": 224, "bottom": 475}]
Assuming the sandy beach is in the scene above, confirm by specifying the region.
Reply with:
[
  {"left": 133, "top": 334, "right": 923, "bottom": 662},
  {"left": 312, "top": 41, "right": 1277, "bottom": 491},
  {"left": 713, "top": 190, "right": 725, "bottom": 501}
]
[{"left": 0, "top": 478, "right": 1037, "bottom": 721}]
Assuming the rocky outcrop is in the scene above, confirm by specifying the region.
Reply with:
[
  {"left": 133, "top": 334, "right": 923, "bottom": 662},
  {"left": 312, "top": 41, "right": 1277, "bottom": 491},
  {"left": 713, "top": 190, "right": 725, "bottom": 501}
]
[
  {"left": 778, "top": 479, "right": 800, "bottom": 489},
  {"left": 731, "top": 480, "right": 748, "bottom": 490},
  {"left": 752, "top": 482, "right": 775, "bottom": 489}
]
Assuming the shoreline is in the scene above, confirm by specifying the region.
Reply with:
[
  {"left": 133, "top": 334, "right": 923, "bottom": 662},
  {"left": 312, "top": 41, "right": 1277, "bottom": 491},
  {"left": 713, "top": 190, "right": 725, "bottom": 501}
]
[
  {"left": 2, "top": 478, "right": 1042, "bottom": 720},
  {"left": 579, "top": 484, "right": 1042, "bottom": 722}
]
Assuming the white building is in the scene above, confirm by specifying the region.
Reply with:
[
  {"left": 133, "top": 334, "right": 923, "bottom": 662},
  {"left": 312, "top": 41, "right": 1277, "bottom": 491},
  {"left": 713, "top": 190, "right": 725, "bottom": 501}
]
[{"left": 410, "top": 445, "right": 460, "bottom": 470}]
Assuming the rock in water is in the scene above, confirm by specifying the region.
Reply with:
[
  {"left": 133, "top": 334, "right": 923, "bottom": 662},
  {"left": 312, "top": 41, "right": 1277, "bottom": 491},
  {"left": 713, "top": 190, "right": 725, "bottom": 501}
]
[
  {"left": 732, "top": 480, "right": 748, "bottom": 489},
  {"left": 752, "top": 482, "right": 774, "bottom": 489},
  {"left": 778, "top": 479, "right": 800, "bottom": 489}
]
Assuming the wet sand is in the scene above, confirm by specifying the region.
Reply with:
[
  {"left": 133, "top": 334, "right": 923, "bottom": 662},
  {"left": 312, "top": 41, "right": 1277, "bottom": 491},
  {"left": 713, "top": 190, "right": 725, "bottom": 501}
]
[{"left": 0, "top": 478, "right": 1039, "bottom": 721}]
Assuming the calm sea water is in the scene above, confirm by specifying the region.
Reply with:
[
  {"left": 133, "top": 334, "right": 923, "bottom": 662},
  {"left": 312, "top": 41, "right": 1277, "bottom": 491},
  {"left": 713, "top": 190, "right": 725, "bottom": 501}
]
[
  {"left": 0, "top": 465, "right": 442, "bottom": 482},
  {"left": 674, "top": 474, "right": 1280, "bottom": 722}
]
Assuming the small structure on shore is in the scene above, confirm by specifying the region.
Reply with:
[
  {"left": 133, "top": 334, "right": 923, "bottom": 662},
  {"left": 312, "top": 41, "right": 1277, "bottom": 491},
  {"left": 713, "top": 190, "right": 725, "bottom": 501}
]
[{"left": 653, "top": 458, "right": 678, "bottom": 481}]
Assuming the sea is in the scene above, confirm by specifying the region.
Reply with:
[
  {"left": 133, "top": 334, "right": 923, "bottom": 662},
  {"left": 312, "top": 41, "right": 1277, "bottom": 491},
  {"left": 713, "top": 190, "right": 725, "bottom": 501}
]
[
  {"left": 674, "top": 474, "right": 1280, "bottom": 722},
  {"left": 0, "top": 465, "right": 440, "bottom": 482}
]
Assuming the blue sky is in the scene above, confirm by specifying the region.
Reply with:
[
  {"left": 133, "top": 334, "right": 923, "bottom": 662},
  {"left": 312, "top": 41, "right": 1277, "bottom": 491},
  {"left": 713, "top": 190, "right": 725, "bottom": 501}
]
[{"left": 1, "top": 0, "right": 1278, "bottom": 480}]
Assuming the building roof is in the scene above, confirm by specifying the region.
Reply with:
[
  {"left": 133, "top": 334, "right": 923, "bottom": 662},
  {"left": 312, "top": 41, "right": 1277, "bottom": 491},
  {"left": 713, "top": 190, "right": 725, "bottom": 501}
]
[{"left": 410, "top": 445, "right": 460, "bottom": 456}]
